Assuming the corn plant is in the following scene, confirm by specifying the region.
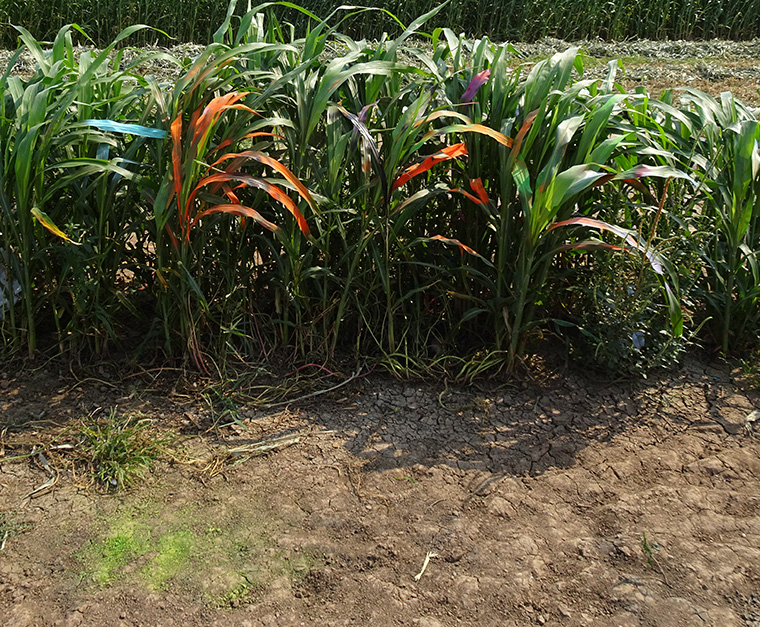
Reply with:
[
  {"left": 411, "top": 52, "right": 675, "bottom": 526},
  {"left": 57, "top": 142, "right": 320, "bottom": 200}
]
[
  {"left": 148, "top": 62, "right": 315, "bottom": 367},
  {"left": 680, "top": 91, "right": 760, "bottom": 353},
  {"left": 2, "top": 2, "right": 759, "bottom": 374},
  {"left": 3, "top": 0, "right": 760, "bottom": 47},
  {"left": 0, "top": 23, "right": 153, "bottom": 355}
]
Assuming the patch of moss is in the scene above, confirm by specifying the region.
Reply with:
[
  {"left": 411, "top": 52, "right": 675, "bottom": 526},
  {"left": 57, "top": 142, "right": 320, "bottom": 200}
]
[
  {"left": 75, "top": 497, "right": 321, "bottom": 607},
  {"left": 142, "top": 529, "right": 195, "bottom": 589},
  {"left": 83, "top": 521, "right": 151, "bottom": 586}
]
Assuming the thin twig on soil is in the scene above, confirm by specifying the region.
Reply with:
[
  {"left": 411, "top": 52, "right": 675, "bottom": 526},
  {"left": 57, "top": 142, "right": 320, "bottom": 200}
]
[{"left": 262, "top": 365, "right": 365, "bottom": 408}]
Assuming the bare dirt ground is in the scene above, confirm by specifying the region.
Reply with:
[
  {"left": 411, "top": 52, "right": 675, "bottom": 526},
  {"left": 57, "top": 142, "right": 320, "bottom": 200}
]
[{"left": 1, "top": 349, "right": 759, "bottom": 626}]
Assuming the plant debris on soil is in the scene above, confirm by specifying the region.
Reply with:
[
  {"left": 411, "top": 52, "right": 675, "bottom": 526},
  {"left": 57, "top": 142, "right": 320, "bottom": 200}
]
[{"left": 1, "top": 351, "right": 759, "bottom": 626}]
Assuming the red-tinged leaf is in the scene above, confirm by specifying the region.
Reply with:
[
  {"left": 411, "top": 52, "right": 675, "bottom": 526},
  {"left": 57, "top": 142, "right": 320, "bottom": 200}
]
[
  {"left": 170, "top": 114, "right": 184, "bottom": 230},
  {"left": 208, "top": 150, "right": 315, "bottom": 209},
  {"left": 154, "top": 268, "right": 169, "bottom": 290},
  {"left": 189, "top": 173, "right": 310, "bottom": 236},
  {"left": 509, "top": 111, "right": 538, "bottom": 166},
  {"left": 393, "top": 143, "right": 468, "bottom": 192},
  {"left": 164, "top": 224, "right": 179, "bottom": 251},
  {"left": 332, "top": 103, "right": 388, "bottom": 208},
  {"left": 429, "top": 234, "right": 487, "bottom": 261},
  {"left": 451, "top": 187, "right": 478, "bottom": 204},
  {"left": 461, "top": 69, "right": 491, "bottom": 103},
  {"left": 469, "top": 178, "right": 490, "bottom": 204},
  {"left": 557, "top": 242, "right": 624, "bottom": 253},
  {"left": 357, "top": 101, "right": 378, "bottom": 123},
  {"left": 31, "top": 207, "right": 80, "bottom": 244},
  {"left": 588, "top": 173, "right": 659, "bottom": 205},
  {"left": 191, "top": 93, "right": 253, "bottom": 148},
  {"left": 549, "top": 216, "right": 664, "bottom": 274},
  {"left": 548, "top": 216, "right": 632, "bottom": 241},
  {"left": 187, "top": 58, "right": 235, "bottom": 101},
  {"left": 192, "top": 203, "right": 280, "bottom": 234},
  {"left": 622, "top": 178, "right": 658, "bottom": 205},
  {"left": 451, "top": 178, "right": 491, "bottom": 205},
  {"left": 221, "top": 182, "right": 241, "bottom": 205}
]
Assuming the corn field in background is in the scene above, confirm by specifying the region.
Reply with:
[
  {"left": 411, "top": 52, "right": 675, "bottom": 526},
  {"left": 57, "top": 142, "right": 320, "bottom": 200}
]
[
  {"left": 1, "top": 0, "right": 760, "bottom": 47},
  {"left": 0, "top": 2, "right": 758, "bottom": 377}
]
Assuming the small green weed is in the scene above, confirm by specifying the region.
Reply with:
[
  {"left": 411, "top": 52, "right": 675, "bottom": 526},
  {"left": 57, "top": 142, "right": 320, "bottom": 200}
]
[
  {"left": 395, "top": 476, "right": 419, "bottom": 484},
  {"left": 640, "top": 531, "right": 659, "bottom": 569},
  {"left": 142, "top": 530, "right": 195, "bottom": 589},
  {"left": 78, "top": 410, "right": 166, "bottom": 489},
  {"left": 215, "top": 577, "right": 258, "bottom": 608},
  {"left": 0, "top": 510, "right": 32, "bottom": 550},
  {"left": 202, "top": 385, "right": 243, "bottom": 429},
  {"left": 641, "top": 532, "right": 670, "bottom": 586},
  {"left": 740, "top": 347, "right": 760, "bottom": 392}
]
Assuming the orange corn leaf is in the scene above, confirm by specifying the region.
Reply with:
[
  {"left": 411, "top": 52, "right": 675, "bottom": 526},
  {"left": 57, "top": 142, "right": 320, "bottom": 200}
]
[
  {"left": 221, "top": 182, "right": 241, "bottom": 204},
  {"left": 451, "top": 178, "right": 491, "bottom": 205},
  {"left": 189, "top": 173, "right": 310, "bottom": 237},
  {"left": 191, "top": 93, "right": 253, "bottom": 148},
  {"left": 185, "top": 57, "right": 235, "bottom": 101},
  {"left": 192, "top": 204, "right": 280, "bottom": 234},
  {"left": 451, "top": 187, "right": 481, "bottom": 204},
  {"left": 164, "top": 224, "right": 179, "bottom": 251},
  {"left": 508, "top": 111, "right": 538, "bottom": 166},
  {"left": 392, "top": 143, "right": 468, "bottom": 192},
  {"left": 426, "top": 124, "right": 513, "bottom": 148},
  {"left": 170, "top": 114, "right": 184, "bottom": 229},
  {"left": 469, "top": 178, "right": 490, "bottom": 204},
  {"left": 557, "top": 242, "right": 624, "bottom": 253},
  {"left": 208, "top": 150, "right": 315, "bottom": 209}
]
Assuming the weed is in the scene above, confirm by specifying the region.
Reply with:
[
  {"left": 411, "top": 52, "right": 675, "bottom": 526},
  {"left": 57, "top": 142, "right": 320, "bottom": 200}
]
[
  {"left": 215, "top": 577, "right": 258, "bottom": 608},
  {"left": 641, "top": 532, "right": 670, "bottom": 586},
  {"left": 395, "top": 476, "right": 419, "bottom": 484},
  {"left": 77, "top": 499, "right": 320, "bottom": 603},
  {"left": 78, "top": 410, "right": 166, "bottom": 489},
  {"left": 640, "top": 531, "right": 659, "bottom": 569},
  {"left": 563, "top": 252, "right": 686, "bottom": 376},
  {"left": 741, "top": 348, "right": 760, "bottom": 392},
  {"left": 87, "top": 525, "right": 151, "bottom": 585},
  {"left": 0, "top": 510, "right": 32, "bottom": 551}
]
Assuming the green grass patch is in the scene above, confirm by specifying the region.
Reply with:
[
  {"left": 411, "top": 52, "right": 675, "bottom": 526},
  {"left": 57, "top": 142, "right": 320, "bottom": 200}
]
[{"left": 77, "top": 411, "right": 168, "bottom": 490}]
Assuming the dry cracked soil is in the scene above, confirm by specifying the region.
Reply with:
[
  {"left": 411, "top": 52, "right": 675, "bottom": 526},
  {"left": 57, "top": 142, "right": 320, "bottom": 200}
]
[{"left": 1, "top": 350, "right": 760, "bottom": 626}]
